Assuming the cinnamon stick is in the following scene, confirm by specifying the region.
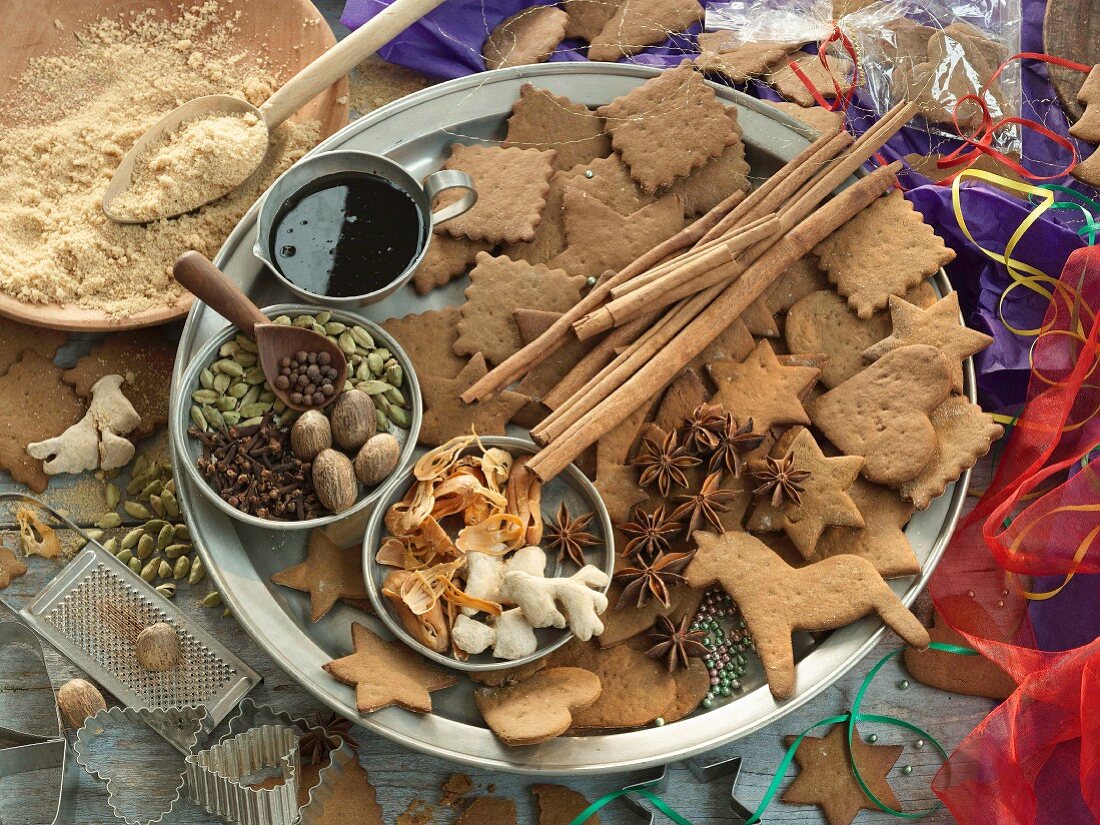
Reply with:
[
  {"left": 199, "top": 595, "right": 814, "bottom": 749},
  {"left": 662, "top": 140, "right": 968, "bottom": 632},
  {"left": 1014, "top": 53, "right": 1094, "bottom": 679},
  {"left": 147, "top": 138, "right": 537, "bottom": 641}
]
[
  {"left": 526, "top": 162, "right": 903, "bottom": 481},
  {"left": 538, "top": 314, "right": 651, "bottom": 412}
]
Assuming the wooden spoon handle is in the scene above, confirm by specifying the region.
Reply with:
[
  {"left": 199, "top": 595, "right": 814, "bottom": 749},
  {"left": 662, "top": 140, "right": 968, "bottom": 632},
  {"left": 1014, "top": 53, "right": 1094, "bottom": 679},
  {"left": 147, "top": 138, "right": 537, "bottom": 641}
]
[
  {"left": 173, "top": 251, "right": 269, "bottom": 334},
  {"left": 259, "top": 0, "right": 448, "bottom": 128}
]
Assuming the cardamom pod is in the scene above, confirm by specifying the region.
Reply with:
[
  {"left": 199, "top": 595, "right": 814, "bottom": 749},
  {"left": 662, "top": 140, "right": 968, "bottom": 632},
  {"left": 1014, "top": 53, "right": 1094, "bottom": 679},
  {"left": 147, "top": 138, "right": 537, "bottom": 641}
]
[
  {"left": 174, "top": 524, "right": 189, "bottom": 541},
  {"left": 96, "top": 512, "right": 122, "bottom": 530},
  {"left": 105, "top": 482, "right": 120, "bottom": 509},
  {"left": 350, "top": 326, "right": 375, "bottom": 349},
  {"left": 192, "top": 389, "right": 219, "bottom": 405},
  {"left": 149, "top": 495, "right": 165, "bottom": 518},
  {"left": 136, "top": 534, "right": 155, "bottom": 560},
  {"left": 384, "top": 363, "right": 403, "bottom": 387},
  {"left": 144, "top": 519, "right": 169, "bottom": 535},
  {"left": 157, "top": 524, "right": 174, "bottom": 550},
  {"left": 201, "top": 591, "right": 223, "bottom": 608},
  {"left": 292, "top": 315, "right": 314, "bottom": 328},
  {"left": 116, "top": 549, "right": 133, "bottom": 566},
  {"left": 155, "top": 583, "right": 176, "bottom": 599},
  {"left": 78, "top": 528, "right": 105, "bottom": 550},
  {"left": 375, "top": 408, "right": 390, "bottom": 432},
  {"left": 366, "top": 352, "right": 384, "bottom": 375},
  {"left": 219, "top": 341, "right": 240, "bottom": 358},
  {"left": 240, "top": 385, "right": 260, "bottom": 406},
  {"left": 189, "top": 556, "right": 206, "bottom": 585},
  {"left": 337, "top": 331, "right": 357, "bottom": 355},
  {"left": 221, "top": 411, "right": 241, "bottom": 427},
  {"left": 272, "top": 399, "right": 287, "bottom": 413},
  {"left": 190, "top": 405, "right": 208, "bottom": 432},
  {"left": 103, "top": 538, "right": 119, "bottom": 556},
  {"left": 257, "top": 391, "right": 276, "bottom": 404},
  {"left": 273, "top": 315, "right": 292, "bottom": 325},
  {"left": 213, "top": 358, "right": 245, "bottom": 378},
  {"left": 202, "top": 405, "right": 225, "bottom": 429},
  {"left": 173, "top": 556, "right": 191, "bottom": 580},
  {"left": 312, "top": 323, "right": 328, "bottom": 336},
  {"left": 375, "top": 348, "right": 392, "bottom": 362},
  {"left": 200, "top": 368, "right": 215, "bottom": 390},
  {"left": 355, "top": 362, "right": 370, "bottom": 381},
  {"left": 128, "top": 557, "right": 143, "bottom": 574},
  {"left": 121, "top": 527, "right": 143, "bottom": 550},
  {"left": 324, "top": 321, "right": 347, "bottom": 335},
  {"left": 315, "top": 310, "right": 332, "bottom": 325},
  {"left": 213, "top": 372, "right": 232, "bottom": 393},
  {"left": 123, "top": 501, "right": 151, "bottom": 520},
  {"left": 389, "top": 406, "right": 410, "bottom": 428},
  {"left": 358, "top": 379, "right": 390, "bottom": 396},
  {"left": 164, "top": 479, "right": 175, "bottom": 496},
  {"left": 384, "top": 386, "right": 406, "bottom": 407},
  {"left": 162, "top": 491, "right": 180, "bottom": 519},
  {"left": 238, "top": 402, "right": 271, "bottom": 418},
  {"left": 235, "top": 333, "right": 258, "bottom": 353},
  {"left": 243, "top": 366, "right": 266, "bottom": 385},
  {"left": 228, "top": 382, "right": 249, "bottom": 399},
  {"left": 139, "top": 480, "right": 162, "bottom": 499},
  {"left": 140, "top": 558, "right": 159, "bottom": 583},
  {"left": 239, "top": 416, "right": 263, "bottom": 427},
  {"left": 164, "top": 543, "right": 190, "bottom": 559},
  {"left": 157, "top": 560, "right": 172, "bottom": 579},
  {"left": 215, "top": 396, "right": 237, "bottom": 413},
  {"left": 233, "top": 350, "right": 257, "bottom": 368}
]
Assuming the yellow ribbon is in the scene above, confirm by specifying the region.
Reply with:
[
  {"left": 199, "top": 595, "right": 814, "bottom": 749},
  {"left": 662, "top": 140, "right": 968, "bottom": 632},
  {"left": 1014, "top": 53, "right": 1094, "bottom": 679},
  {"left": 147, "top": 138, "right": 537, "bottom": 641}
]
[{"left": 1005, "top": 503, "right": 1100, "bottom": 600}]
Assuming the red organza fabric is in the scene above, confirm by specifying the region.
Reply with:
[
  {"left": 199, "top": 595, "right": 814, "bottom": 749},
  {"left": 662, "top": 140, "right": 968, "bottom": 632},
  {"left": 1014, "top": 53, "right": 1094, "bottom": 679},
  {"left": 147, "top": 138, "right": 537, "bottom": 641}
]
[{"left": 931, "top": 245, "right": 1100, "bottom": 823}]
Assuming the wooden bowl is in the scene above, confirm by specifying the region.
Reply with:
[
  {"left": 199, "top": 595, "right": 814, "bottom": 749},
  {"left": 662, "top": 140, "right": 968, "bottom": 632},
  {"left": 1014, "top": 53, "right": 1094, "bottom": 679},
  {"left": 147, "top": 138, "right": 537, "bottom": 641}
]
[{"left": 0, "top": 0, "right": 349, "bottom": 332}]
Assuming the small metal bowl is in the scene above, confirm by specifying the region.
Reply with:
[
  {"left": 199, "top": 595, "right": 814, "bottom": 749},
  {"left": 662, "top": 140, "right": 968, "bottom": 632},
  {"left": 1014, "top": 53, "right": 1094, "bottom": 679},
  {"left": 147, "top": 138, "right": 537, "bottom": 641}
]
[
  {"left": 362, "top": 436, "right": 615, "bottom": 672},
  {"left": 172, "top": 303, "right": 422, "bottom": 531}
]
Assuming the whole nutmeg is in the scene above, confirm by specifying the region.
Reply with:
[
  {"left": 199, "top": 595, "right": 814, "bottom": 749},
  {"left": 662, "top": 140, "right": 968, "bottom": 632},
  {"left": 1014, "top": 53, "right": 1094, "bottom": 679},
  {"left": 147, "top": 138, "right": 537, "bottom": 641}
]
[
  {"left": 354, "top": 433, "right": 400, "bottom": 487},
  {"left": 290, "top": 409, "right": 332, "bottom": 461},
  {"left": 313, "top": 448, "right": 358, "bottom": 513},
  {"left": 57, "top": 678, "right": 107, "bottom": 728},
  {"left": 329, "top": 390, "right": 376, "bottom": 452},
  {"left": 134, "top": 621, "right": 181, "bottom": 672}
]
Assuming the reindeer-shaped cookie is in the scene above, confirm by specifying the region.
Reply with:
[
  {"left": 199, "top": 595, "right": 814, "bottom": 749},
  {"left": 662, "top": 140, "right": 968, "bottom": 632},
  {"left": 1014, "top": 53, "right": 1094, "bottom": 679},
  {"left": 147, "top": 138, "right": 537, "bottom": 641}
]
[{"left": 687, "top": 530, "right": 929, "bottom": 700}]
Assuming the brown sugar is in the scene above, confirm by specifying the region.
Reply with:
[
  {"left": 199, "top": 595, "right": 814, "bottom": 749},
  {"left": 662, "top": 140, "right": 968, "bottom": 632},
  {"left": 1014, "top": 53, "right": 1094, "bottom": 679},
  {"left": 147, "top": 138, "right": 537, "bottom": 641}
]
[
  {"left": 109, "top": 111, "right": 269, "bottom": 221},
  {"left": 0, "top": 1, "right": 318, "bottom": 317}
]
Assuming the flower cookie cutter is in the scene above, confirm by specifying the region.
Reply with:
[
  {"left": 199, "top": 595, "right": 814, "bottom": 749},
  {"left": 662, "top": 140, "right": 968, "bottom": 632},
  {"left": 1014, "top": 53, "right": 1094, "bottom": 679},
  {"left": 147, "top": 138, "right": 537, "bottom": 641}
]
[{"left": 0, "top": 620, "right": 77, "bottom": 825}]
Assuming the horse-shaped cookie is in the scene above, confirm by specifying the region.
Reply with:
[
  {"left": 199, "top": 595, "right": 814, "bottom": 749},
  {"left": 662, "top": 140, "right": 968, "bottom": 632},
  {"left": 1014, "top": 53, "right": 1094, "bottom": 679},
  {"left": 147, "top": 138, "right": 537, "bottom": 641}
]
[{"left": 686, "top": 530, "right": 929, "bottom": 700}]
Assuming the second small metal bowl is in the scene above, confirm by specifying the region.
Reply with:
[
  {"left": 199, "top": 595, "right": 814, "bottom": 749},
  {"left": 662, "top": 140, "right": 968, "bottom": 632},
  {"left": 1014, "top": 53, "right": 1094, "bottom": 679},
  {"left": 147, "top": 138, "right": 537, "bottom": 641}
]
[
  {"left": 172, "top": 303, "right": 423, "bottom": 531},
  {"left": 362, "top": 436, "right": 615, "bottom": 672}
]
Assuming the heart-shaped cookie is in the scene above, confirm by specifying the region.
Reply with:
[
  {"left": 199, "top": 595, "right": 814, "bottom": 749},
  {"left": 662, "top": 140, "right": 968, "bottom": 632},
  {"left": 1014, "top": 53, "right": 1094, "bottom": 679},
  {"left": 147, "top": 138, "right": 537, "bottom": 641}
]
[
  {"left": 473, "top": 666, "right": 601, "bottom": 746},
  {"left": 809, "top": 344, "right": 952, "bottom": 486}
]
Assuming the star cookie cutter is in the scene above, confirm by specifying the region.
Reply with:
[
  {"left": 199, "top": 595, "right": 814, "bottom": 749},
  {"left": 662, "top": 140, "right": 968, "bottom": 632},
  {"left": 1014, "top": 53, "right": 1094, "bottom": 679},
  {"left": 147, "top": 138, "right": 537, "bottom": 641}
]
[
  {"left": 622, "top": 755, "right": 754, "bottom": 825},
  {"left": 185, "top": 723, "right": 301, "bottom": 824},
  {"left": 73, "top": 705, "right": 207, "bottom": 825},
  {"left": 220, "top": 698, "right": 359, "bottom": 824},
  {"left": 0, "top": 620, "right": 77, "bottom": 825}
]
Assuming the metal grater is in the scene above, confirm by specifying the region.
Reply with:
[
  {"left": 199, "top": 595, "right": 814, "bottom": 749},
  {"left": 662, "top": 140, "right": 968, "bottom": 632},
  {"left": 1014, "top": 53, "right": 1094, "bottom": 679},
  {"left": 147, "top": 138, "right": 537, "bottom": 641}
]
[{"left": 20, "top": 541, "right": 260, "bottom": 731}]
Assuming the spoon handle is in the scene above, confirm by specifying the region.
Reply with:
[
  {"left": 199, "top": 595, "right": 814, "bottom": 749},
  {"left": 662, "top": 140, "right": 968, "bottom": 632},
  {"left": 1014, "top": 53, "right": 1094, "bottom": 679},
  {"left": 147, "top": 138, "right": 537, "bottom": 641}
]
[
  {"left": 259, "top": 0, "right": 448, "bottom": 128},
  {"left": 173, "top": 251, "right": 270, "bottom": 335}
]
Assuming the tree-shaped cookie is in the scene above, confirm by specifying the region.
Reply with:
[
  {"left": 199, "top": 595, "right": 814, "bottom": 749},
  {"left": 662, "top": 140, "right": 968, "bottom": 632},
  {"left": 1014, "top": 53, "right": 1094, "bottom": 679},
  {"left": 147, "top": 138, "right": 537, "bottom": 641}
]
[{"left": 270, "top": 529, "right": 369, "bottom": 622}]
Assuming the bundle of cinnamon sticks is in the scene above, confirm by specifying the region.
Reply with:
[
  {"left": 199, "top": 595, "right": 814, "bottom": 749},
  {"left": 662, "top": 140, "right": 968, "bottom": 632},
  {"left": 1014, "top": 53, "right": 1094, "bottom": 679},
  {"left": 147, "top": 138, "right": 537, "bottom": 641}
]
[{"left": 461, "top": 100, "right": 920, "bottom": 482}]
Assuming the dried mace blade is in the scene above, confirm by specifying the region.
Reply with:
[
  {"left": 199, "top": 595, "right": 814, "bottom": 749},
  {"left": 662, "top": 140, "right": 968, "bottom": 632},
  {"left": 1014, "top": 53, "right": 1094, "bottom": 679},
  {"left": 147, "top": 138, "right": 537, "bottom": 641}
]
[
  {"left": 646, "top": 614, "right": 708, "bottom": 672},
  {"left": 542, "top": 501, "right": 600, "bottom": 567},
  {"left": 633, "top": 429, "right": 700, "bottom": 498},
  {"left": 752, "top": 450, "right": 811, "bottom": 508},
  {"left": 680, "top": 402, "right": 726, "bottom": 454},
  {"left": 708, "top": 414, "right": 765, "bottom": 477},
  {"left": 671, "top": 471, "right": 738, "bottom": 535},
  {"left": 617, "top": 505, "right": 682, "bottom": 562},
  {"left": 613, "top": 550, "right": 695, "bottom": 610}
]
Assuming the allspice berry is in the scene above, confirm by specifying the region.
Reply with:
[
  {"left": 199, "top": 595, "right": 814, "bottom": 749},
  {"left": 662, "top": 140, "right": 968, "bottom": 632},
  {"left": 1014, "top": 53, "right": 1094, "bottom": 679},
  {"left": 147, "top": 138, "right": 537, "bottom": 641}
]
[
  {"left": 135, "top": 621, "right": 181, "bottom": 672},
  {"left": 354, "top": 433, "right": 400, "bottom": 487},
  {"left": 313, "top": 448, "right": 358, "bottom": 512},
  {"left": 57, "top": 678, "right": 107, "bottom": 728},
  {"left": 329, "top": 390, "right": 376, "bottom": 452},
  {"left": 290, "top": 409, "right": 332, "bottom": 461}
]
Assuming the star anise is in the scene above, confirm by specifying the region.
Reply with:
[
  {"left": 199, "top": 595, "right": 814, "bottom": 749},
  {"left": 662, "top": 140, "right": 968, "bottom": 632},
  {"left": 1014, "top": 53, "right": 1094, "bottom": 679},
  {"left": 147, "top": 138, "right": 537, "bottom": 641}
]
[
  {"left": 646, "top": 614, "right": 708, "bottom": 672},
  {"left": 633, "top": 429, "right": 700, "bottom": 498},
  {"left": 617, "top": 505, "right": 682, "bottom": 562},
  {"left": 543, "top": 501, "right": 600, "bottom": 567},
  {"left": 708, "top": 414, "right": 765, "bottom": 477},
  {"left": 671, "top": 470, "right": 738, "bottom": 535},
  {"left": 299, "top": 711, "right": 359, "bottom": 765},
  {"left": 614, "top": 550, "right": 695, "bottom": 610},
  {"left": 752, "top": 450, "right": 812, "bottom": 508},
  {"left": 680, "top": 402, "right": 726, "bottom": 454}
]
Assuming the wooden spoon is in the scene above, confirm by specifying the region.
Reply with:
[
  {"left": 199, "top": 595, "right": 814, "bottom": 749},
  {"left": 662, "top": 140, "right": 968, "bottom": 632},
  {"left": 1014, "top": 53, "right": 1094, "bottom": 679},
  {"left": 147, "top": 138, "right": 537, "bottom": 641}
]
[
  {"left": 173, "top": 251, "right": 347, "bottom": 413},
  {"left": 104, "top": 0, "right": 448, "bottom": 223}
]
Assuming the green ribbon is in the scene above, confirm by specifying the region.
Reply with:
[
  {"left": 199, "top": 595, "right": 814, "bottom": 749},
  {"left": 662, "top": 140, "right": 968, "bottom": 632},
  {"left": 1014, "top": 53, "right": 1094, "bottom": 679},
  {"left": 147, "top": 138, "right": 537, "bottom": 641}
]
[
  {"left": 1033, "top": 184, "right": 1100, "bottom": 246},
  {"left": 567, "top": 642, "right": 976, "bottom": 825}
]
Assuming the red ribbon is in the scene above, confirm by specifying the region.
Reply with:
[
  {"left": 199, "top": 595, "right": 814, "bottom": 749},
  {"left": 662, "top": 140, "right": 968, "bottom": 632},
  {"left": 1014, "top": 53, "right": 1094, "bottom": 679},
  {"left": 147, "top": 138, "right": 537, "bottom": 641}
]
[{"left": 787, "top": 22, "right": 859, "bottom": 113}]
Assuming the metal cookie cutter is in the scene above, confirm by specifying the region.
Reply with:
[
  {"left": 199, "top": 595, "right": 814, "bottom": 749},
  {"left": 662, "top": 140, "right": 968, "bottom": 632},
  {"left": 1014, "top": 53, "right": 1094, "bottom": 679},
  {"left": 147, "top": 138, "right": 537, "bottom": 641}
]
[
  {"left": 621, "top": 755, "right": 754, "bottom": 825},
  {"left": 186, "top": 724, "right": 300, "bottom": 824},
  {"left": 6, "top": 494, "right": 261, "bottom": 731},
  {"left": 220, "top": 699, "right": 359, "bottom": 825},
  {"left": 73, "top": 705, "right": 207, "bottom": 825},
  {"left": 0, "top": 621, "right": 76, "bottom": 825}
]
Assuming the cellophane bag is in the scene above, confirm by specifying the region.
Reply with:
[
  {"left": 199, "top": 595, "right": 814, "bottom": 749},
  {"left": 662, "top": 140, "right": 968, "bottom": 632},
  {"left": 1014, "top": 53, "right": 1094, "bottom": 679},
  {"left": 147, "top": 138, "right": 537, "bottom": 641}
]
[{"left": 705, "top": 0, "right": 1023, "bottom": 151}]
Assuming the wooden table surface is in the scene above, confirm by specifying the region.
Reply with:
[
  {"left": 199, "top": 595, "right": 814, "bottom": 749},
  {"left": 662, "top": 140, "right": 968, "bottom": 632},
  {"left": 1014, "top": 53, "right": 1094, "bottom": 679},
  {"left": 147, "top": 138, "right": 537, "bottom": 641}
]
[{"left": 0, "top": 3, "right": 996, "bottom": 822}]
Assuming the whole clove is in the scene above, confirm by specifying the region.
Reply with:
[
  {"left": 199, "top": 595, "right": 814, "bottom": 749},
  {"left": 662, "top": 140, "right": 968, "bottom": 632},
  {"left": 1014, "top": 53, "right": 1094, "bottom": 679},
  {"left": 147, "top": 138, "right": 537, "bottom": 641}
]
[{"left": 189, "top": 412, "right": 325, "bottom": 521}]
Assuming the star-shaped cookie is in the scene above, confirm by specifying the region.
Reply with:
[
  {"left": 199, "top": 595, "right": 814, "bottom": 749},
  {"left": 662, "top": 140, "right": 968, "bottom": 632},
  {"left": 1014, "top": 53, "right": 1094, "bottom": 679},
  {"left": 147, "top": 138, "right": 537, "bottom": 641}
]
[
  {"left": 271, "top": 530, "right": 369, "bottom": 622},
  {"left": 746, "top": 428, "right": 864, "bottom": 559},
  {"left": 815, "top": 478, "right": 920, "bottom": 578},
  {"left": 813, "top": 190, "right": 956, "bottom": 318},
  {"left": 706, "top": 340, "right": 819, "bottom": 432},
  {"left": 0, "top": 544, "right": 28, "bottom": 589},
  {"left": 322, "top": 622, "right": 458, "bottom": 713},
  {"left": 381, "top": 307, "right": 467, "bottom": 380},
  {"left": 863, "top": 292, "right": 993, "bottom": 393},
  {"left": 503, "top": 84, "right": 611, "bottom": 171},
  {"left": 419, "top": 353, "right": 527, "bottom": 446},
  {"left": 782, "top": 724, "right": 904, "bottom": 825}
]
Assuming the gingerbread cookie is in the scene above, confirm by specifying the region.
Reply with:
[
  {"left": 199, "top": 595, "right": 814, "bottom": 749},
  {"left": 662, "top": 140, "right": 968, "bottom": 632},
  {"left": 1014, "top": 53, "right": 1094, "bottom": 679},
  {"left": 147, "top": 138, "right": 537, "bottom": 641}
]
[
  {"left": 810, "top": 344, "right": 953, "bottom": 485},
  {"left": 782, "top": 724, "right": 904, "bottom": 825},
  {"left": 666, "top": 111, "right": 751, "bottom": 217},
  {"left": 0, "top": 319, "right": 65, "bottom": 378},
  {"left": 412, "top": 235, "right": 491, "bottom": 295},
  {"left": 2, "top": 352, "right": 85, "bottom": 493},
  {"left": 767, "top": 51, "right": 854, "bottom": 107},
  {"left": 587, "top": 0, "right": 704, "bottom": 63},
  {"left": 562, "top": 0, "right": 619, "bottom": 41},
  {"left": 766, "top": 257, "right": 830, "bottom": 316},
  {"left": 563, "top": 154, "right": 657, "bottom": 216},
  {"left": 419, "top": 353, "right": 527, "bottom": 446},
  {"left": 706, "top": 340, "right": 819, "bottom": 432},
  {"left": 381, "top": 307, "right": 467, "bottom": 380},
  {"left": 474, "top": 666, "right": 602, "bottom": 745},
  {"left": 746, "top": 428, "right": 864, "bottom": 559},
  {"left": 467, "top": 659, "right": 547, "bottom": 688},
  {"left": 597, "top": 63, "right": 739, "bottom": 193},
  {"left": 63, "top": 331, "right": 175, "bottom": 439},
  {"left": 816, "top": 478, "right": 920, "bottom": 578},
  {"left": 455, "top": 253, "right": 584, "bottom": 365},
  {"left": 813, "top": 190, "right": 955, "bottom": 318},
  {"left": 686, "top": 530, "right": 928, "bottom": 699},
  {"left": 501, "top": 167, "right": 572, "bottom": 265},
  {"left": 513, "top": 309, "right": 590, "bottom": 417},
  {"left": 532, "top": 784, "right": 598, "bottom": 825},
  {"left": 0, "top": 545, "right": 28, "bottom": 590},
  {"left": 455, "top": 797, "right": 517, "bottom": 825},
  {"left": 593, "top": 404, "right": 652, "bottom": 524},
  {"left": 653, "top": 368, "right": 708, "bottom": 433},
  {"left": 322, "top": 623, "right": 458, "bottom": 713},
  {"left": 270, "top": 529, "right": 369, "bottom": 622},
  {"left": 662, "top": 657, "right": 711, "bottom": 722},
  {"left": 903, "top": 605, "right": 1017, "bottom": 699},
  {"left": 696, "top": 33, "right": 800, "bottom": 83},
  {"left": 308, "top": 758, "right": 384, "bottom": 824},
  {"left": 764, "top": 100, "right": 845, "bottom": 135},
  {"left": 897, "top": 396, "right": 1003, "bottom": 509},
  {"left": 784, "top": 289, "right": 891, "bottom": 389},
  {"left": 597, "top": 580, "right": 703, "bottom": 648},
  {"left": 439, "top": 144, "right": 557, "bottom": 244},
  {"left": 863, "top": 293, "right": 993, "bottom": 394},
  {"left": 503, "top": 84, "right": 612, "bottom": 171},
  {"left": 483, "top": 6, "right": 569, "bottom": 71}
]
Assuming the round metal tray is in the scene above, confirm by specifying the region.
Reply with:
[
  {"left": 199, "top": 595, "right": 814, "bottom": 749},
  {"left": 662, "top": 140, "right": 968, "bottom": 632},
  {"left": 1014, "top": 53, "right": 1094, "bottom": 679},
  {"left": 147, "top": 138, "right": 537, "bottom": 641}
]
[{"left": 169, "top": 63, "right": 971, "bottom": 774}]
